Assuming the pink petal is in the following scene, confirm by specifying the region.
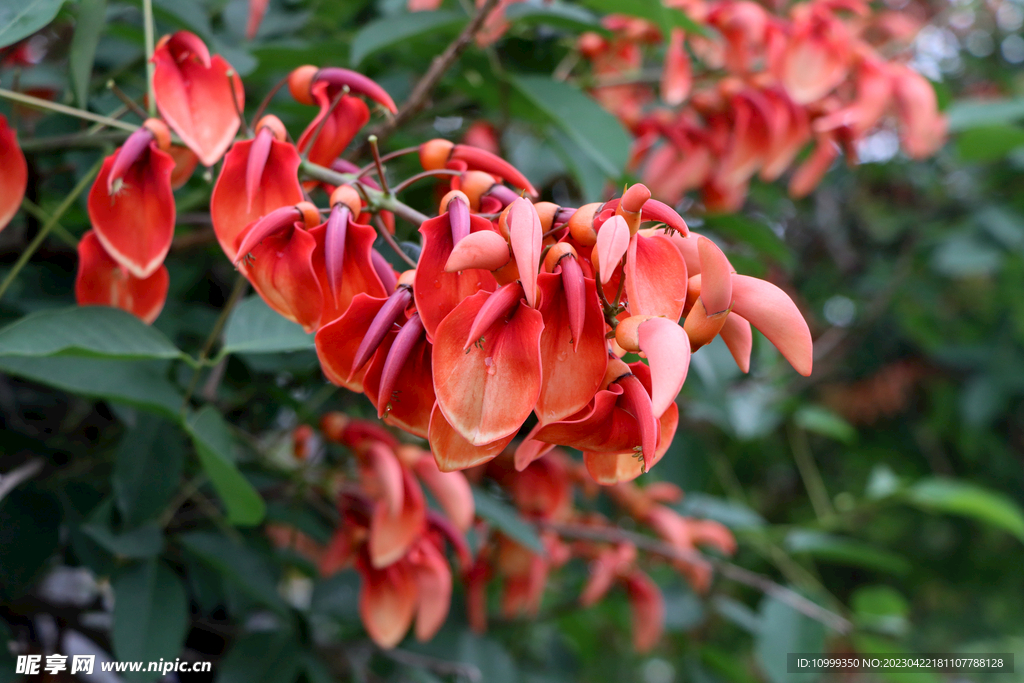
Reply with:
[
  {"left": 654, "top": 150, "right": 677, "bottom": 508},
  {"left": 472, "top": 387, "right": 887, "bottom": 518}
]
[{"left": 729, "top": 275, "right": 813, "bottom": 376}]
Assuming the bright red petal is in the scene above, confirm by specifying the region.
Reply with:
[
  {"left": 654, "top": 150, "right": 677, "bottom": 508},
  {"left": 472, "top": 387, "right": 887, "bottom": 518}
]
[
  {"left": 310, "top": 217, "right": 387, "bottom": 325},
  {"left": 314, "top": 293, "right": 389, "bottom": 392},
  {"left": 75, "top": 231, "right": 169, "bottom": 324},
  {"left": 428, "top": 402, "right": 513, "bottom": 472},
  {"left": 0, "top": 114, "right": 29, "bottom": 232},
  {"left": 624, "top": 232, "right": 688, "bottom": 320},
  {"left": 362, "top": 323, "right": 435, "bottom": 439},
  {"left": 238, "top": 225, "right": 323, "bottom": 332},
  {"left": 297, "top": 86, "right": 370, "bottom": 168}
]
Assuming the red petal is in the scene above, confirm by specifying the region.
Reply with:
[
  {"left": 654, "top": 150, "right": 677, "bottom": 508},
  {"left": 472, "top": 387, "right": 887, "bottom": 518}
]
[
  {"left": 624, "top": 232, "right": 688, "bottom": 320},
  {"left": 637, "top": 318, "right": 690, "bottom": 417},
  {"left": 310, "top": 215, "right": 387, "bottom": 325},
  {"left": 315, "top": 293, "right": 389, "bottom": 391},
  {"left": 432, "top": 290, "right": 544, "bottom": 445},
  {"left": 445, "top": 229, "right": 511, "bottom": 272},
  {"left": 535, "top": 273, "right": 607, "bottom": 424},
  {"left": 362, "top": 314, "right": 436, "bottom": 439},
  {"left": 168, "top": 145, "right": 199, "bottom": 189},
  {"left": 75, "top": 231, "right": 169, "bottom": 324},
  {"left": 696, "top": 236, "right": 732, "bottom": 315},
  {"left": 246, "top": 0, "right": 269, "bottom": 39},
  {"left": 661, "top": 28, "right": 691, "bottom": 105},
  {"left": 720, "top": 312, "right": 752, "bottom": 373},
  {"left": 297, "top": 86, "right": 370, "bottom": 168},
  {"left": 507, "top": 197, "right": 542, "bottom": 307},
  {"left": 211, "top": 137, "right": 303, "bottom": 261},
  {"left": 152, "top": 33, "right": 243, "bottom": 166},
  {"left": 410, "top": 541, "right": 452, "bottom": 641},
  {"left": 531, "top": 385, "right": 641, "bottom": 454},
  {"left": 625, "top": 571, "right": 665, "bottom": 652},
  {"left": 315, "top": 67, "right": 398, "bottom": 114},
  {"left": 87, "top": 145, "right": 175, "bottom": 279},
  {"left": 583, "top": 402, "right": 678, "bottom": 484},
  {"left": 450, "top": 144, "right": 537, "bottom": 196},
  {"left": 0, "top": 114, "right": 28, "bottom": 232},
  {"left": 414, "top": 455, "right": 475, "bottom": 531},
  {"left": 428, "top": 402, "right": 514, "bottom": 472},
  {"left": 238, "top": 225, "right": 323, "bottom": 332},
  {"left": 414, "top": 213, "right": 497, "bottom": 341},
  {"left": 364, "top": 441, "right": 404, "bottom": 517},
  {"left": 729, "top": 275, "right": 813, "bottom": 376},
  {"left": 358, "top": 557, "right": 417, "bottom": 649},
  {"left": 595, "top": 215, "right": 630, "bottom": 285},
  {"left": 369, "top": 467, "right": 426, "bottom": 568}
]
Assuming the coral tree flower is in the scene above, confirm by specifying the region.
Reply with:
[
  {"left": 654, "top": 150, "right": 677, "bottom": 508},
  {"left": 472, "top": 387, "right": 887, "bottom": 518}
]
[
  {"left": 211, "top": 115, "right": 303, "bottom": 261},
  {"left": 75, "top": 230, "right": 169, "bottom": 324},
  {"left": 0, "top": 114, "right": 27, "bottom": 232},
  {"left": 86, "top": 119, "right": 176, "bottom": 279},
  {"left": 289, "top": 66, "right": 398, "bottom": 167},
  {"left": 151, "top": 31, "right": 244, "bottom": 166}
]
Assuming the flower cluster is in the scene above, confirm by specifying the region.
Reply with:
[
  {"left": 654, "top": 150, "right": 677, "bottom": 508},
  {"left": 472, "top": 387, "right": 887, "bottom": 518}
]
[
  {"left": 271, "top": 416, "right": 736, "bottom": 651},
  {"left": 571, "top": 0, "right": 948, "bottom": 210}
]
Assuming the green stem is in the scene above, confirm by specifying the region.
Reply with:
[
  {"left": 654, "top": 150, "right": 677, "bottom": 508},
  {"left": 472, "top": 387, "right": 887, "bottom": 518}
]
[
  {"left": 19, "top": 199, "right": 79, "bottom": 247},
  {"left": 142, "top": 0, "right": 156, "bottom": 117},
  {"left": 180, "top": 275, "right": 249, "bottom": 413},
  {"left": 300, "top": 159, "right": 431, "bottom": 226},
  {"left": 0, "top": 159, "right": 102, "bottom": 303},
  {"left": 788, "top": 423, "right": 836, "bottom": 521},
  {"left": 0, "top": 88, "right": 139, "bottom": 132}
]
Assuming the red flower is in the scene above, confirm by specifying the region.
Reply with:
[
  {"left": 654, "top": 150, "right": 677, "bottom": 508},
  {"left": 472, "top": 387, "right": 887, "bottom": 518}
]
[
  {"left": 0, "top": 114, "right": 27, "bottom": 233},
  {"left": 75, "top": 231, "right": 169, "bottom": 324}
]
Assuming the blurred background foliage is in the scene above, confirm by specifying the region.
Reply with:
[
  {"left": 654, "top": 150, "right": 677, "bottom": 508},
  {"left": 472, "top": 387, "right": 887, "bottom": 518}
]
[{"left": 1, "top": 0, "right": 1024, "bottom": 681}]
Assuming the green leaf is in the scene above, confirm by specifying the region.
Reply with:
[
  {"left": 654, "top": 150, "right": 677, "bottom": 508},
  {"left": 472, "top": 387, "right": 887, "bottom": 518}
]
[
  {"left": 784, "top": 530, "right": 910, "bottom": 575},
  {"left": 349, "top": 10, "right": 466, "bottom": 66},
  {"left": 702, "top": 214, "right": 794, "bottom": 267},
  {"left": 0, "top": 488, "right": 61, "bottom": 599},
  {"left": 577, "top": 0, "right": 704, "bottom": 35},
  {"left": 222, "top": 296, "right": 315, "bottom": 355},
  {"left": 510, "top": 75, "right": 630, "bottom": 178},
  {"left": 505, "top": 2, "right": 602, "bottom": 32},
  {"left": 0, "top": 356, "right": 182, "bottom": 418},
  {"left": 69, "top": 0, "right": 106, "bottom": 107},
  {"left": 0, "top": 307, "right": 182, "bottom": 360},
  {"left": 946, "top": 97, "right": 1024, "bottom": 132},
  {"left": 851, "top": 585, "right": 909, "bottom": 636},
  {"left": 794, "top": 405, "right": 856, "bottom": 444},
  {"left": 904, "top": 478, "right": 1024, "bottom": 542},
  {"left": 185, "top": 406, "right": 266, "bottom": 526},
  {"left": 178, "top": 531, "right": 287, "bottom": 613},
  {"left": 218, "top": 631, "right": 304, "bottom": 683},
  {"left": 755, "top": 594, "right": 826, "bottom": 683},
  {"left": 0, "top": 0, "right": 66, "bottom": 49},
  {"left": 677, "top": 492, "right": 766, "bottom": 529},
  {"left": 956, "top": 125, "right": 1024, "bottom": 162},
  {"left": 82, "top": 515, "right": 164, "bottom": 559},
  {"left": 112, "top": 560, "right": 189, "bottom": 681},
  {"left": 113, "top": 415, "right": 186, "bottom": 527},
  {"left": 472, "top": 487, "right": 544, "bottom": 554}
]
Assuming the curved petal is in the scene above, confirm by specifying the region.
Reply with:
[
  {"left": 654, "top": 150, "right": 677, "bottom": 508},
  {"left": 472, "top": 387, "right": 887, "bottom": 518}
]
[
  {"left": 445, "top": 229, "right": 511, "bottom": 272},
  {"left": 410, "top": 541, "right": 453, "bottom": 641},
  {"left": 358, "top": 557, "right": 417, "bottom": 649},
  {"left": 413, "top": 455, "right": 475, "bottom": 531},
  {"left": 583, "top": 403, "right": 678, "bottom": 484},
  {"left": 363, "top": 442, "right": 404, "bottom": 517},
  {"left": 362, "top": 319, "right": 435, "bottom": 439},
  {"left": 75, "top": 231, "right": 169, "bottom": 324},
  {"left": 238, "top": 225, "right": 323, "bottom": 332},
  {"left": 87, "top": 145, "right": 175, "bottom": 279},
  {"left": 719, "top": 312, "right": 753, "bottom": 373},
  {"left": 638, "top": 317, "right": 690, "bottom": 417},
  {"left": 315, "top": 293, "right": 388, "bottom": 392},
  {"left": 152, "top": 33, "right": 243, "bottom": 166},
  {"left": 310, "top": 217, "right": 387, "bottom": 325},
  {"left": 624, "top": 570, "right": 665, "bottom": 653},
  {"left": 595, "top": 215, "right": 630, "bottom": 284},
  {"left": 0, "top": 114, "right": 27, "bottom": 232},
  {"left": 369, "top": 467, "right": 426, "bottom": 568},
  {"left": 415, "top": 213, "right": 497, "bottom": 340},
  {"left": 535, "top": 273, "right": 608, "bottom": 424},
  {"left": 696, "top": 235, "right": 732, "bottom": 315},
  {"left": 729, "top": 274, "right": 813, "bottom": 376},
  {"left": 624, "top": 232, "right": 688, "bottom": 320},
  {"left": 661, "top": 28, "right": 691, "bottom": 105},
  {"left": 297, "top": 86, "right": 370, "bottom": 168},
  {"left": 211, "top": 137, "right": 303, "bottom": 261},
  {"left": 507, "top": 197, "right": 542, "bottom": 307},
  {"left": 432, "top": 289, "right": 544, "bottom": 445},
  {"left": 531, "top": 384, "right": 641, "bottom": 454},
  {"left": 428, "top": 402, "right": 514, "bottom": 472}
]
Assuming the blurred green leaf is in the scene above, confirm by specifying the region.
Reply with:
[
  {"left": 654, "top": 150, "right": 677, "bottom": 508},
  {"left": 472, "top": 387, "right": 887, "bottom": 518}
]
[
  {"left": 0, "top": 356, "right": 182, "bottom": 418},
  {"left": 904, "top": 478, "right": 1024, "bottom": 542},
  {"left": 956, "top": 125, "right": 1024, "bottom": 162},
  {"left": 186, "top": 406, "right": 266, "bottom": 526},
  {"left": 784, "top": 530, "right": 910, "bottom": 575},
  {"left": 112, "top": 560, "right": 189, "bottom": 681},
  {"left": 577, "top": 0, "right": 703, "bottom": 35},
  {"left": 218, "top": 631, "right": 304, "bottom": 683},
  {"left": 0, "top": 307, "right": 182, "bottom": 360},
  {"left": 69, "top": 0, "right": 106, "bottom": 107},
  {"left": 222, "top": 296, "right": 315, "bottom": 355},
  {"left": 113, "top": 415, "right": 186, "bottom": 527},
  {"left": 702, "top": 214, "right": 794, "bottom": 268},
  {"left": 794, "top": 406, "right": 857, "bottom": 444},
  {"left": 472, "top": 487, "right": 544, "bottom": 554},
  {"left": 755, "top": 594, "right": 826, "bottom": 683},
  {"left": 82, "top": 506, "right": 164, "bottom": 559},
  {"left": 678, "top": 492, "right": 766, "bottom": 529},
  {"left": 0, "top": 489, "right": 61, "bottom": 599},
  {"left": 851, "top": 585, "right": 909, "bottom": 636},
  {"left": 0, "top": 0, "right": 66, "bottom": 49},
  {"left": 505, "top": 2, "right": 602, "bottom": 32},
  {"left": 178, "top": 531, "right": 287, "bottom": 613},
  {"left": 510, "top": 75, "right": 630, "bottom": 178},
  {"left": 350, "top": 10, "right": 465, "bottom": 66},
  {"left": 946, "top": 97, "right": 1024, "bottom": 132}
]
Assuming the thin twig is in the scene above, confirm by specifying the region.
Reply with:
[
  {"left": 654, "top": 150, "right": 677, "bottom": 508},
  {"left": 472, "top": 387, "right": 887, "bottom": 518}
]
[
  {"left": 367, "top": 135, "right": 390, "bottom": 195},
  {"left": 18, "top": 130, "right": 131, "bottom": 152},
  {"left": 541, "top": 521, "right": 853, "bottom": 634},
  {"left": 0, "top": 159, "right": 103, "bottom": 303},
  {"left": 300, "top": 159, "right": 431, "bottom": 226},
  {"left": 142, "top": 0, "right": 156, "bottom": 116},
  {"left": 391, "top": 169, "right": 461, "bottom": 195},
  {"left": 180, "top": 276, "right": 249, "bottom": 413},
  {"left": 375, "top": 645, "right": 482, "bottom": 682},
  {"left": 227, "top": 70, "right": 252, "bottom": 138},
  {"left": 370, "top": 0, "right": 503, "bottom": 140},
  {"left": 374, "top": 215, "right": 417, "bottom": 269},
  {"left": 251, "top": 74, "right": 290, "bottom": 129},
  {"left": 0, "top": 88, "right": 140, "bottom": 132},
  {"left": 19, "top": 198, "right": 78, "bottom": 247},
  {"left": 106, "top": 80, "right": 149, "bottom": 120},
  {"left": 355, "top": 146, "right": 419, "bottom": 179},
  {"left": 301, "top": 87, "right": 348, "bottom": 161},
  {"left": 0, "top": 460, "right": 44, "bottom": 503}
]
